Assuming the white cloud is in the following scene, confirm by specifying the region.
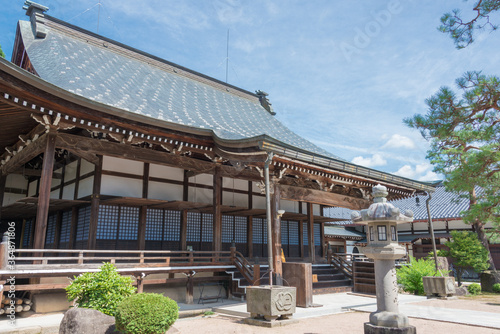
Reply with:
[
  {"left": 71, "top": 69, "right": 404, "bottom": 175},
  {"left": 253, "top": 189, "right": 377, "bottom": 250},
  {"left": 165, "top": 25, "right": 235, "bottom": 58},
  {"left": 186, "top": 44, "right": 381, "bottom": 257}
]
[
  {"left": 352, "top": 154, "right": 387, "bottom": 168},
  {"left": 392, "top": 163, "right": 440, "bottom": 181},
  {"left": 382, "top": 134, "right": 416, "bottom": 150}
]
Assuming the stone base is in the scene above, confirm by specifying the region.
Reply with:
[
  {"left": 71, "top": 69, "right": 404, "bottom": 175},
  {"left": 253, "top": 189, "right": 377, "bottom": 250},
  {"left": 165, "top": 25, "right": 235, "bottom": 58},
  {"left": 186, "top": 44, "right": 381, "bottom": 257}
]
[
  {"left": 364, "top": 323, "right": 416, "bottom": 334},
  {"left": 243, "top": 317, "right": 299, "bottom": 328},
  {"left": 370, "top": 311, "right": 409, "bottom": 328}
]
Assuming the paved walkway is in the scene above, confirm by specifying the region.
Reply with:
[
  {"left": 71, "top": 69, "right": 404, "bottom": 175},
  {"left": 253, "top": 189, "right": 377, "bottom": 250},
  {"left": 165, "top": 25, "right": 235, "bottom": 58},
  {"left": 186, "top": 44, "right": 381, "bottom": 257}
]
[{"left": 0, "top": 293, "right": 499, "bottom": 333}]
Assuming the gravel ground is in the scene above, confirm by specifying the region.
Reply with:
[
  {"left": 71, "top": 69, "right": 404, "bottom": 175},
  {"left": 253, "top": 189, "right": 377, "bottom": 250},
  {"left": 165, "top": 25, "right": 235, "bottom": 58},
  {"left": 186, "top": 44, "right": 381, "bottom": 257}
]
[{"left": 171, "top": 294, "right": 500, "bottom": 334}]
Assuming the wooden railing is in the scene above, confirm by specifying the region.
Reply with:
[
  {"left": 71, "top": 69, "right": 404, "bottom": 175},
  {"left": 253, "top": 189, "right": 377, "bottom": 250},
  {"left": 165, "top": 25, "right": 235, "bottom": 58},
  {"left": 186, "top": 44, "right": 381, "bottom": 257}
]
[
  {"left": 231, "top": 248, "right": 260, "bottom": 285},
  {"left": 328, "top": 253, "right": 356, "bottom": 278},
  {"left": 1, "top": 248, "right": 234, "bottom": 271}
]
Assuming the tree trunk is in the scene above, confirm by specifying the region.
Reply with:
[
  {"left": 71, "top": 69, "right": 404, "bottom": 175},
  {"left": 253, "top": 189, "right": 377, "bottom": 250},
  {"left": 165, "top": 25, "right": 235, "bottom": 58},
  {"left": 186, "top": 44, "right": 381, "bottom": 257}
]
[{"left": 470, "top": 189, "right": 497, "bottom": 272}]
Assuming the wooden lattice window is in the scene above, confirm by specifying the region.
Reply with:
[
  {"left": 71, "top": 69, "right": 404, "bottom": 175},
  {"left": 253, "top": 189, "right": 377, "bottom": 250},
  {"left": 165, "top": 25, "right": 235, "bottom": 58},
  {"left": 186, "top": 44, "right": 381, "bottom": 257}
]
[
  {"left": 302, "top": 222, "right": 309, "bottom": 246},
  {"left": 23, "top": 219, "right": 33, "bottom": 248},
  {"left": 75, "top": 206, "right": 91, "bottom": 242},
  {"left": 201, "top": 213, "right": 213, "bottom": 243},
  {"left": 187, "top": 212, "right": 201, "bottom": 242},
  {"left": 145, "top": 208, "right": 163, "bottom": 241},
  {"left": 59, "top": 211, "right": 72, "bottom": 244},
  {"left": 234, "top": 216, "right": 247, "bottom": 243},
  {"left": 314, "top": 223, "right": 321, "bottom": 243},
  {"left": 44, "top": 214, "right": 57, "bottom": 247},
  {"left": 118, "top": 207, "right": 139, "bottom": 240},
  {"left": 288, "top": 221, "right": 299, "bottom": 246},
  {"left": 281, "top": 220, "right": 289, "bottom": 245},
  {"left": 97, "top": 205, "right": 119, "bottom": 240},
  {"left": 222, "top": 215, "right": 233, "bottom": 243}
]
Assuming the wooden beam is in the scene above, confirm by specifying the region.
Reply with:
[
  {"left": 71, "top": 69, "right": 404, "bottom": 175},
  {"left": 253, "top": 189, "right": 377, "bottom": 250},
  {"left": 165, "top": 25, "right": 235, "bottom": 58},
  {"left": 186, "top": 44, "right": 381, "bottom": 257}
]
[
  {"left": 1, "top": 133, "right": 47, "bottom": 175},
  {"left": 11, "top": 169, "right": 62, "bottom": 179},
  {"left": 32, "top": 133, "right": 56, "bottom": 251},
  {"left": 55, "top": 133, "right": 261, "bottom": 181},
  {"left": 180, "top": 210, "right": 187, "bottom": 251},
  {"left": 279, "top": 184, "right": 370, "bottom": 210}
]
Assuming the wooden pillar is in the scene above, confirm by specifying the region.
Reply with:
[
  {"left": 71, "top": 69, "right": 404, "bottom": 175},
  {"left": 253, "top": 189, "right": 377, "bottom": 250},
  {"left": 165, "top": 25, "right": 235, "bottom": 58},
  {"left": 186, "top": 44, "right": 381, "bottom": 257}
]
[
  {"left": 213, "top": 168, "right": 222, "bottom": 252},
  {"left": 247, "top": 181, "right": 253, "bottom": 258},
  {"left": 186, "top": 273, "right": 194, "bottom": 304},
  {"left": 138, "top": 163, "right": 149, "bottom": 250},
  {"left": 320, "top": 222, "right": 325, "bottom": 258},
  {"left": 54, "top": 211, "right": 63, "bottom": 249},
  {"left": 180, "top": 210, "right": 188, "bottom": 250},
  {"left": 87, "top": 155, "right": 102, "bottom": 249},
  {"left": 271, "top": 182, "right": 282, "bottom": 284},
  {"left": 307, "top": 202, "right": 315, "bottom": 263},
  {"left": 58, "top": 163, "right": 66, "bottom": 199},
  {"left": 247, "top": 216, "right": 253, "bottom": 258},
  {"left": 183, "top": 170, "right": 189, "bottom": 202},
  {"left": 299, "top": 219, "right": 304, "bottom": 259},
  {"left": 73, "top": 158, "right": 81, "bottom": 200},
  {"left": 33, "top": 133, "right": 57, "bottom": 250}
]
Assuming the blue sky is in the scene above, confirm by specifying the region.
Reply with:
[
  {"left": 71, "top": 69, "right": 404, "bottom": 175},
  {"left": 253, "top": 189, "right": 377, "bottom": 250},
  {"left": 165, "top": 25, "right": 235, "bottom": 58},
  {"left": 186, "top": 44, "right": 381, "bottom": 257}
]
[{"left": 1, "top": 0, "right": 500, "bottom": 182}]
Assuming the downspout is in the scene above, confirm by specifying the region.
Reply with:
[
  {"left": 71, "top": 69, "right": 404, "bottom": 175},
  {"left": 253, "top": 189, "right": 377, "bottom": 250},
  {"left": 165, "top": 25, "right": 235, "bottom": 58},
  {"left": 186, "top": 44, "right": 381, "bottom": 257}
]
[
  {"left": 426, "top": 192, "right": 439, "bottom": 273},
  {"left": 265, "top": 151, "right": 274, "bottom": 286}
]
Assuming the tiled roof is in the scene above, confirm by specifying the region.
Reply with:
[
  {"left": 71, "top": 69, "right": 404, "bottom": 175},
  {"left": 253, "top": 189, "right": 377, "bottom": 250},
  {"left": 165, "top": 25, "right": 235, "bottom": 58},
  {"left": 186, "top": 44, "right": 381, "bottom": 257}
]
[
  {"left": 18, "top": 19, "right": 342, "bottom": 160},
  {"left": 325, "top": 182, "right": 477, "bottom": 222},
  {"left": 324, "top": 225, "right": 364, "bottom": 239}
]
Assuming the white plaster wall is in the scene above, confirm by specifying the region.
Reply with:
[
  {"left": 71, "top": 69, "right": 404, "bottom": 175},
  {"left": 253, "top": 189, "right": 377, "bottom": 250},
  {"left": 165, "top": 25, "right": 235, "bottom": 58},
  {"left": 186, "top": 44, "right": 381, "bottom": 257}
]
[
  {"left": 64, "top": 160, "right": 78, "bottom": 181},
  {"left": 80, "top": 159, "right": 95, "bottom": 175},
  {"left": 279, "top": 199, "right": 297, "bottom": 213},
  {"left": 189, "top": 186, "right": 212, "bottom": 204},
  {"left": 189, "top": 173, "right": 212, "bottom": 186},
  {"left": 397, "top": 223, "right": 412, "bottom": 232},
  {"left": 253, "top": 195, "right": 266, "bottom": 210},
  {"left": 6, "top": 174, "right": 28, "bottom": 190},
  {"left": 148, "top": 182, "right": 183, "bottom": 201},
  {"left": 28, "top": 180, "right": 38, "bottom": 197},
  {"left": 101, "top": 175, "right": 142, "bottom": 197},
  {"left": 413, "top": 222, "right": 429, "bottom": 232},
  {"left": 102, "top": 156, "right": 143, "bottom": 175},
  {"left": 78, "top": 177, "right": 93, "bottom": 199},
  {"left": 3, "top": 193, "right": 25, "bottom": 206},
  {"left": 223, "top": 177, "right": 248, "bottom": 191},
  {"left": 313, "top": 204, "right": 320, "bottom": 215},
  {"left": 52, "top": 167, "right": 62, "bottom": 188},
  {"left": 63, "top": 183, "right": 76, "bottom": 200},
  {"left": 433, "top": 220, "right": 447, "bottom": 230},
  {"left": 222, "top": 191, "right": 247, "bottom": 207},
  {"left": 252, "top": 181, "right": 262, "bottom": 193},
  {"left": 50, "top": 190, "right": 58, "bottom": 199},
  {"left": 149, "top": 164, "right": 183, "bottom": 180}
]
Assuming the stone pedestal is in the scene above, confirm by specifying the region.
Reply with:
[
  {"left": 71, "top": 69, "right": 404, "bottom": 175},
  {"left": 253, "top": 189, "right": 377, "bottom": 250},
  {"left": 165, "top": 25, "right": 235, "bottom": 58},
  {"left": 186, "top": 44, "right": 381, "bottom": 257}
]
[
  {"left": 423, "top": 276, "right": 456, "bottom": 298},
  {"left": 246, "top": 285, "right": 296, "bottom": 321}
]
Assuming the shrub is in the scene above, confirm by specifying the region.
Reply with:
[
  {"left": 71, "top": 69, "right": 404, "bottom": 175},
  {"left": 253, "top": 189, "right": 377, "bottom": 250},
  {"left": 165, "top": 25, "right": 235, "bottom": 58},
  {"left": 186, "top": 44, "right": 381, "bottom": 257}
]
[
  {"left": 115, "top": 293, "right": 179, "bottom": 334},
  {"left": 396, "top": 256, "right": 440, "bottom": 295},
  {"left": 468, "top": 283, "right": 481, "bottom": 295},
  {"left": 65, "top": 262, "right": 136, "bottom": 316},
  {"left": 493, "top": 283, "right": 500, "bottom": 293}
]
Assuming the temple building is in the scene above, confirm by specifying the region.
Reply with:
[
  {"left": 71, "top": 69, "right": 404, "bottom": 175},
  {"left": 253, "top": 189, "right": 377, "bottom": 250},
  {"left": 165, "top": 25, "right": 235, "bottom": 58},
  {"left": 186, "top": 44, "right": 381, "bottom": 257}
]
[{"left": 0, "top": 2, "right": 433, "bottom": 310}]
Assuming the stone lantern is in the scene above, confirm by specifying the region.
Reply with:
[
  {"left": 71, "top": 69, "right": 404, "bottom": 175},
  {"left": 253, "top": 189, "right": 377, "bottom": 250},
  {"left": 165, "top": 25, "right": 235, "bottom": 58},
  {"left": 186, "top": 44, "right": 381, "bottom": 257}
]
[{"left": 351, "top": 184, "right": 416, "bottom": 334}]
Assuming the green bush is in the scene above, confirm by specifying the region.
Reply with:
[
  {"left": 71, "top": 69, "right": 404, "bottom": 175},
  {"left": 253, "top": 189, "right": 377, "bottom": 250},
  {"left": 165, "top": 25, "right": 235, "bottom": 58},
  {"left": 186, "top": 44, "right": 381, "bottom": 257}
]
[
  {"left": 115, "top": 293, "right": 179, "bottom": 334},
  {"left": 396, "top": 256, "right": 440, "bottom": 295},
  {"left": 468, "top": 283, "right": 482, "bottom": 295},
  {"left": 493, "top": 283, "right": 500, "bottom": 293},
  {"left": 65, "top": 262, "right": 136, "bottom": 316}
]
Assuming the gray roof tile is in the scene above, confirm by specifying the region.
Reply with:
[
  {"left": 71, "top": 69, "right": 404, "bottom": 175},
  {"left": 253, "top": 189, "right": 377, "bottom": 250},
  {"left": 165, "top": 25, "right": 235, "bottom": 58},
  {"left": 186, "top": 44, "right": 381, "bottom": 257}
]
[{"left": 19, "top": 20, "right": 342, "bottom": 160}]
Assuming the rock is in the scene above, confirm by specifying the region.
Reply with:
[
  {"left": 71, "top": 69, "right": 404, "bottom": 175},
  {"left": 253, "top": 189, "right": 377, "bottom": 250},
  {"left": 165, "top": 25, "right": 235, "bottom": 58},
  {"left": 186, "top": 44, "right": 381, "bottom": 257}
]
[
  {"left": 59, "top": 307, "right": 116, "bottom": 334},
  {"left": 455, "top": 286, "right": 468, "bottom": 296},
  {"left": 480, "top": 271, "right": 500, "bottom": 292}
]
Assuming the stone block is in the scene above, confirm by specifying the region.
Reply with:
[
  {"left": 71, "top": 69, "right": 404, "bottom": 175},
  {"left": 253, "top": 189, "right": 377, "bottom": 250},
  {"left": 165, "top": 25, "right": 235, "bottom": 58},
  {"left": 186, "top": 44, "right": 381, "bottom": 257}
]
[
  {"left": 364, "top": 323, "right": 416, "bottom": 334},
  {"left": 246, "top": 285, "right": 296, "bottom": 321},
  {"left": 423, "top": 276, "right": 455, "bottom": 297}
]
